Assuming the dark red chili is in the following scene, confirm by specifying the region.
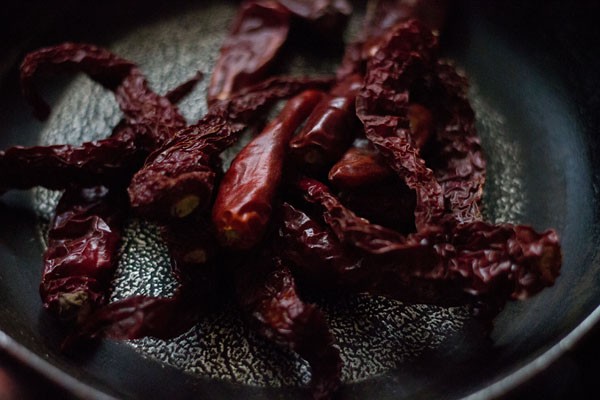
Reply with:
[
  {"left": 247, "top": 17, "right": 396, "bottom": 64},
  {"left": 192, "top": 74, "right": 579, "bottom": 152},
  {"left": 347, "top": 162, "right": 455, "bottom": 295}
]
[
  {"left": 213, "top": 89, "right": 323, "bottom": 249},
  {"left": 40, "top": 186, "right": 126, "bottom": 322},
  {"left": 207, "top": 0, "right": 291, "bottom": 105},
  {"left": 235, "top": 254, "right": 341, "bottom": 399},
  {"left": 289, "top": 74, "right": 362, "bottom": 170}
]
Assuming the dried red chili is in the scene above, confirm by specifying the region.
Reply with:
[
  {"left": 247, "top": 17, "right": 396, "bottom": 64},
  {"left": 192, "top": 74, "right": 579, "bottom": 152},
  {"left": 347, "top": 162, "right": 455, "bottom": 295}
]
[
  {"left": 295, "top": 177, "right": 561, "bottom": 304},
  {"left": 128, "top": 75, "right": 333, "bottom": 222},
  {"left": 1, "top": 45, "right": 202, "bottom": 194},
  {"left": 0, "top": 139, "right": 142, "bottom": 192},
  {"left": 213, "top": 89, "right": 323, "bottom": 249},
  {"left": 20, "top": 43, "right": 136, "bottom": 120},
  {"left": 40, "top": 186, "right": 126, "bottom": 322},
  {"left": 289, "top": 74, "right": 362, "bottom": 170},
  {"left": 235, "top": 254, "right": 341, "bottom": 400},
  {"left": 160, "top": 216, "right": 220, "bottom": 284},
  {"left": 207, "top": 0, "right": 291, "bottom": 105},
  {"left": 276, "top": 201, "right": 361, "bottom": 288},
  {"left": 336, "top": 0, "right": 447, "bottom": 80},
  {"left": 424, "top": 62, "right": 486, "bottom": 223},
  {"left": 356, "top": 20, "right": 445, "bottom": 229}
]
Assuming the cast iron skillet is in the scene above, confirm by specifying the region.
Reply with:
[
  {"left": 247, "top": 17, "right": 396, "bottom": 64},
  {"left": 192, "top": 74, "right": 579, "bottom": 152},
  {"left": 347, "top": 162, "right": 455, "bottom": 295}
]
[{"left": 0, "top": 0, "right": 599, "bottom": 399}]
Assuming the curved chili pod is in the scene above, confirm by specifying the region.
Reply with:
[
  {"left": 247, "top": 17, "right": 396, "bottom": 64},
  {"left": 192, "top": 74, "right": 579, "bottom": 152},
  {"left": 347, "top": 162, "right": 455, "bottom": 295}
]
[
  {"left": 276, "top": 202, "right": 361, "bottom": 288},
  {"left": 356, "top": 20, "right": 445, "bottom": 229},
  {"left": 113, "top": 68, "right": 188, "bottom": 149},
  {"left": 128, "top": 76, "right": 333, "bottom": 222},
  {"left": 296, "top": 177, "right": 562, "bottom": 303},
  {"left": 207, "top": 0, "right": 291, "bottom": 105},
  {"left": 213, "top": 89, "right": 323, "bottom": 249},
  {"left": 426, "top": 62, "right": 486, "bottom": 223},
  {"left": 327, "top": 138, "right": 393, "bottom": 189},
  {"left": 40, "top": 186, "right": 126, "bottom": 322},
  {"left": 20, "top": 42, "right": 136, "bottom": 120},
  {"left": 336, "top": 0, "right": 447, "bottom": 80},
  {"left": 289, "top": 74, "right": 362, "bottom": 170},
  {"left": 235, "top": 255, "right": 341, "bottom": 399},
  {"left": 0, "top": 139, "right": 142, "bottom": 192},
  {"left": 68, "top": 292, "right": 201, "bottom": 344}
]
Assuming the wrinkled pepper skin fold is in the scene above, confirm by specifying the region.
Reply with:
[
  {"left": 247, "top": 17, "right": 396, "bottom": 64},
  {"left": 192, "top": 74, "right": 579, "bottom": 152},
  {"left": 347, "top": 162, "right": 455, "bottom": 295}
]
[
  {"left": 235, "top": 255, "right": 341, "bottom": 400},
  {"left": 296, "top": 177, "right": 562, "bottom": 304},
  {"left": 20, "top": 43, "right": 136, "bottom": 120},
  {"left": 128, "top": 76, "right": 333, "bottom": 223},
  {"left": 213, "top": 89, "right": 324, "bottom": 249},
  {"left": 277, "top": 202, "right": 362, "bottom": 288},
  {"left": 40, "top": 186, "right": 126, "bottom": 322},
  {"left": 208, "top": 0, "right": 291, "bottom": 105},
  {"left": 1, "top": 44, "right": 198, "bottom": 194},
  {"left": 356, "top": 20, "right": 445, "bottom": 229},
  {"left": 0, "top": 139, "right": 142, "bottom": 192},
  {"left": 426, "top": 62, "right": 486, "bottom": 223},
  {"left": 289, "top": 74, "right": 362, "bottom": 170}
]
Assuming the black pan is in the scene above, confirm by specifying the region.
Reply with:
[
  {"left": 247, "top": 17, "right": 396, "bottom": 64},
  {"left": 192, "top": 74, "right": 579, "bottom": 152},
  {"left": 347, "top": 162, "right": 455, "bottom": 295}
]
[{"left": 0, "top": 0, "right": 599, "bottom": 399}]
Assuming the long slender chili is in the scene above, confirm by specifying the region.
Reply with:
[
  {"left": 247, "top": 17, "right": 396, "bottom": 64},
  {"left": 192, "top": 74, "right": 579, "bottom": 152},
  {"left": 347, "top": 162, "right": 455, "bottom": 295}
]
[
  {"left": 20, "top": 42, "right": 135, "bottom": 120},
  {"left": 213, "top": 89, "right": 324, "bottom": 249},
  {"left": 235, "top": 254, "right": 341, "bottom": 400},
  {"left": 356, "top": 20, "right": 444, "bottom": 228},
  {"left": 1, "top": 44, "right": 200, "bottom": 193},
  {"left": 207, "top": 0, "right": 291, "bottom": 104},
  {"left": 289, "top": 74, "right": 362, "bottom": 170}
]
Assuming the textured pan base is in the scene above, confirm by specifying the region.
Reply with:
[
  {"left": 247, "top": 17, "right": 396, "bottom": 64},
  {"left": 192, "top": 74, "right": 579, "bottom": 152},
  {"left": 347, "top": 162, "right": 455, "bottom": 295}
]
[{"left": 32, "top": 1, "right": 525, "bottom": 388}]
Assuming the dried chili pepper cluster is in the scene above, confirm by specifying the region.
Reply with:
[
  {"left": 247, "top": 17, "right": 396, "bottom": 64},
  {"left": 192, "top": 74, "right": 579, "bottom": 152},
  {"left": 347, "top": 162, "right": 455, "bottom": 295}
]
[{"left": 0, "top": 1, "right": 561, "bottom": 399}]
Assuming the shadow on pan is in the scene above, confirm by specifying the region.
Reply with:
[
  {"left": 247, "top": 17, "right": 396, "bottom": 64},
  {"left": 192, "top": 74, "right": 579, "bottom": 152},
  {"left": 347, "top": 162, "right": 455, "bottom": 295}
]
[{"left": 0, "top": 0, "right": 599, "bottom": 399}]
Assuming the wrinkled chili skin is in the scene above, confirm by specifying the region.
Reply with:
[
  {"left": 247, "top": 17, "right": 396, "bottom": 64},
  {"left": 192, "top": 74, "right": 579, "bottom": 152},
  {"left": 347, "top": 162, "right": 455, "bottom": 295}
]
[
  {"left": 213, "top": 89, "right": 323, "bottom": 249},
  {"left": 0, "top": 139, "right": 142, "bottom": 192},
  {"left": 40, "top": 186, "right": 126, "bottom": 322},
  {"left": 129, "top": 76, "right": 333, "bottom": 223},
  {"left": 114, "top": 68, "right": 189, "bottom": 149},
  {"left": 1, "top": 46, "right": 199, "bottom": 195},
  {"left": 296, "top": 177, "right": 561, "bottom": 304},
  {"left": 235, "top": 254, "right": 341, "bottom": 400},
  {"left": 336, "top": 0, "right": 447, "bottom": 80},
  {"left": 423, "top": 62, "right": 486, "bottom": 223},
  {"left": 356, "top": 20, "right": 445, "bottom": 229},
  {"left": 276, "top": 202, "right": 363, "bottom": 289},
  {"left": 207, "top": 1, "right": 291, "bottom": 105},
  {"left": 20, "top": 43, "right": 136, "bottom": 120},
  {"left": 289, "top": 74, "right": 362, "bottom": 170}
]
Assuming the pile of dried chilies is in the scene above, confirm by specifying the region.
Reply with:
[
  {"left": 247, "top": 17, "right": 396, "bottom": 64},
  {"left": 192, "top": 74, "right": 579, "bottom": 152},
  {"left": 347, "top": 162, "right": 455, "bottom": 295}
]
[{"left": 0, "top": 1, "right": 561, "bottom": 399}]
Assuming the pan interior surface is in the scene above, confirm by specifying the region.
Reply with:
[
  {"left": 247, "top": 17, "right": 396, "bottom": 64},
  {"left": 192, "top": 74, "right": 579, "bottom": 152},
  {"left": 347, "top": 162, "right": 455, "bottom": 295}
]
[{"left": 0, "top": 1, "right": 598, "bottom": 399}]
